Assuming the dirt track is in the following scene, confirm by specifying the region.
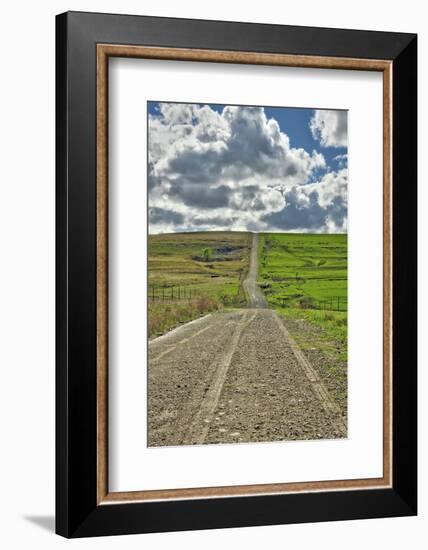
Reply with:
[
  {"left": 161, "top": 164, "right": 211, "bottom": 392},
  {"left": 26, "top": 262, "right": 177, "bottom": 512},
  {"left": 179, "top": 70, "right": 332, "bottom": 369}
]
[
  {"left": 148, "top": 278, "right": 346, "bottom": 446},
  {"left": 243, "top": 233, "right": 267, "bottom": 308}
]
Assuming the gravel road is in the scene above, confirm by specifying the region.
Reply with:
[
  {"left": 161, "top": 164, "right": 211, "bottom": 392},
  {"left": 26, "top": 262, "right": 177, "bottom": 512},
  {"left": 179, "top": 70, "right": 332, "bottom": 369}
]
[
  {"left": 148, "top": 232, "right": 346, "bottom": 446},
  {"left": 243, "top": 233, "right": 267, "bottom": 308},
  {"left": 148, "top": 308, "right": 346, "bottom": 447}
]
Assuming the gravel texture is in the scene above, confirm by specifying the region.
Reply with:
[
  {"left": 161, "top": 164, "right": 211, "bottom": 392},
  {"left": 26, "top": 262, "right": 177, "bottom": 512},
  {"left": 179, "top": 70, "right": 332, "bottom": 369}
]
[{"left": 148, "top": 308, "right": 346, "bottom": 447}]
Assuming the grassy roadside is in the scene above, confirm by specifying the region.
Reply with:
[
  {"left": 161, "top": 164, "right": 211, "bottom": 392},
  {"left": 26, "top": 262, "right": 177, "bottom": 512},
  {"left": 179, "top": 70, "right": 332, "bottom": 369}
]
[
  {"left": 148, "top": 296, "right": 220, "bottom": 338},
  {"left": 277, "top": 307, "right": 347, "bottom": 352},
  {"left": 275, "top": 307, "right": 347, "bottom": 418},
  {"left": 148, "top": 231, "right": 250, "bottom": 337}
]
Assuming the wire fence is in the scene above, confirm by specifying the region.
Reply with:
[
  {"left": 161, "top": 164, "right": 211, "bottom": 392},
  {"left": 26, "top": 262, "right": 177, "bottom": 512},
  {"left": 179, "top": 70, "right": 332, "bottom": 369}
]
[
  {"left": 149, "top": 285, "right": 347, "bottom": 312},
  {"left": 148, "top": 286, "right": 198, "bottom": 302},
  {"left": 318, "top": 296, "right": 347, "bottom": 311},
  {"left": 278, "top": 295, "right": 347, "bottom": 312}
]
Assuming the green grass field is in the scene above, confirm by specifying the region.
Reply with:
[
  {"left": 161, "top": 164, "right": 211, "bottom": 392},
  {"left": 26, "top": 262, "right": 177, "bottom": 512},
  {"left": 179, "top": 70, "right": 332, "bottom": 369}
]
[
  {"left": 258, "top": 232, "right": 347, "bottom": 310},
  {"left": 148, "top": 231, "right": 250, "bottom": 336}
]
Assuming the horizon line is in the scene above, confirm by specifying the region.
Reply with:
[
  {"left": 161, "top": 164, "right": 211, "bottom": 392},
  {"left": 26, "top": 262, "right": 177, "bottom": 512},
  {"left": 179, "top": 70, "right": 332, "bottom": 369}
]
[{"left": 148, "top": 229, "right": 348, "bottom": 236}]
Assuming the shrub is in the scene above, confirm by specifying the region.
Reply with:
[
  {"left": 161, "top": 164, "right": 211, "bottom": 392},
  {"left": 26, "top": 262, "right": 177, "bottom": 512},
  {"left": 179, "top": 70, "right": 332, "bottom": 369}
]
[
  {"left": 299, "top": 296, "right": 317, "bottom": 309},
  {"left": 195, "top": 295, "right": 218, "bottom": 314},
  {"left": 202, "top": 247, "right": 213, "bottom": 262},
  {"left": 220, "top": 293, "right": 232, "bottom": 306}
]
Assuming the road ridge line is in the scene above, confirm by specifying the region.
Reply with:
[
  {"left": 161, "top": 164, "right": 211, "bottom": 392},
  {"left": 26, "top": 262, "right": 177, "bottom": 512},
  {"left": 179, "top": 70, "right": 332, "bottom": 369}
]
[
  {"left": 151, "top": 345, "right": 176, "bottom": 363},
  {"left": 273, "top": 312, "right": 347, "bottom": 436},
  {"left": 150, "top": 319, "right": 226, "bottom": 363},
  {"left": 149, "top": 313, "right": 213, "bottom": 347},
  {"left": 182, "top": 310, "right": 258, "bottom": 445}
]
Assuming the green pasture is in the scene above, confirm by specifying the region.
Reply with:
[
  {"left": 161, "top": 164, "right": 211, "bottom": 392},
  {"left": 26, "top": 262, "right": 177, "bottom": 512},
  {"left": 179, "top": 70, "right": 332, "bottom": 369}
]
[
  {"left": 258, "top": 232, "right": 347, "bottom": 310},
  {"left": 148, "top": 231, "right": 250, "bottom": 304},
  {"left": 147, "top": 231, "right": 250, "bottom": 336}
]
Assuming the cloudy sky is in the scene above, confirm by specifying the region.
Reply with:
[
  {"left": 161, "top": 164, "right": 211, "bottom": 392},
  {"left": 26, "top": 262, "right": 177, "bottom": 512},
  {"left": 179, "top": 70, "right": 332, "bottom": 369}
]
[{"left": 148, "top": 102, "right": 348, "bottom": 234}]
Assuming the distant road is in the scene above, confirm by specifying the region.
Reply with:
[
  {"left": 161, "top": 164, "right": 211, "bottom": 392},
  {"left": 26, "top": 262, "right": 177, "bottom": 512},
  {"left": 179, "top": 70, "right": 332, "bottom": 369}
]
[
  {"left": 243, "top": 233, "right": 267, "bottom": 308},
  {"left": 148, "top": 234, "right": 346, "bottom": 447}
]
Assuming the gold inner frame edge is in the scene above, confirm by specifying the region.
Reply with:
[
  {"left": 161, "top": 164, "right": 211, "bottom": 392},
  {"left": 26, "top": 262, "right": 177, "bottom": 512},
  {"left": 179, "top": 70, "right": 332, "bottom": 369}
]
[{"left": 96, "top": 44, "right": 393, "bottom": 505}]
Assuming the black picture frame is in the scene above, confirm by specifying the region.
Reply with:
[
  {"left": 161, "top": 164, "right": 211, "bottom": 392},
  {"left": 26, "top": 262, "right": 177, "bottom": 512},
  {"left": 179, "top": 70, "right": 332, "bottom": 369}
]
[{"left": 56, "top": 11, "right": 417, "bottom": 538}]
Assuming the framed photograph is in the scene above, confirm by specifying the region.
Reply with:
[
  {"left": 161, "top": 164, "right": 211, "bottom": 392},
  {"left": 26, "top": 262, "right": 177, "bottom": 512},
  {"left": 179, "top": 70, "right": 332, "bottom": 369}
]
[{"left": 56, "top": 11, "right": 417, "bottom": 537}]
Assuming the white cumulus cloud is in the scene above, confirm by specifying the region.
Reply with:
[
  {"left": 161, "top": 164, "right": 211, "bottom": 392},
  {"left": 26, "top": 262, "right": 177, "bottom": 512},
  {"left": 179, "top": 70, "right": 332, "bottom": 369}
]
[{"left": 310, "top": 110, "right": 348, "bottom": 148}]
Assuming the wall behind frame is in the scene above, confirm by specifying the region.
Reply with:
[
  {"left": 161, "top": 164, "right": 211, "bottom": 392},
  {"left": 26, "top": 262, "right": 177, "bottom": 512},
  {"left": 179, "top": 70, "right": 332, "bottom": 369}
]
[{"left": 0, "top": 0, "right": 424, "bottom": 549}]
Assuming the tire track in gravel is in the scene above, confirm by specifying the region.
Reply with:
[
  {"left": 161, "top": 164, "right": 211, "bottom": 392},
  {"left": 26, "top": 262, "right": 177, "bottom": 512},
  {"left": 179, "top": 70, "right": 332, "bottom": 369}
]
[
  {"left": 273, "top": 314, "right": 347, "bottom": 435},
  {"left": 150, "top": 318, "right": 225, "bottom": 364},
  {"left": 148, "top": 309, "right": 248, "bottom": 447},
  {"left": 203, "top": 309, "right": 346, "bottom": 445},
  {"left": 182, "top": 310, "right": 258, "bottom": 445}
]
